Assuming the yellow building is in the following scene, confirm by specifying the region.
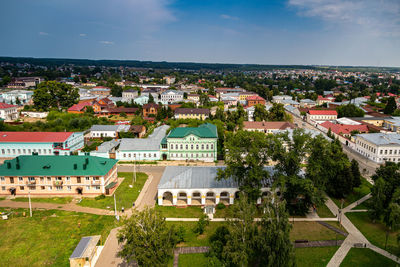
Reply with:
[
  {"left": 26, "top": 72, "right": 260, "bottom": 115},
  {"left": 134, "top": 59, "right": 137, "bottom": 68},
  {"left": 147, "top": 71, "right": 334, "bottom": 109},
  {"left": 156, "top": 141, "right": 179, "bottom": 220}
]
[{"left": 174, "top": 108, "right": 210, "bottom": 120}]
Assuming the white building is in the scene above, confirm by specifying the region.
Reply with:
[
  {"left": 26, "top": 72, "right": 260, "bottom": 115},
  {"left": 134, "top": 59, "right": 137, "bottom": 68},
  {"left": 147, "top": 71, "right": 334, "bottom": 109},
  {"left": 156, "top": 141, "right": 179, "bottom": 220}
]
[
  {"left": 116, "top": 125, "right": 169, "bottom": 161},
  {"left": 20, "top": 111, "right": 48, "bottom": 119},
  {"left": 161, "top": 90, "right": 184, "bottom": 104},
  {"left": 2, "top": 90, "right": 34, "bottom": 105},
  {"left": 272, "top": 95, "right": 292, "bottom": 104},
  {"left": 306, "top": 110, "right": 338, "bottom": 124},
  {"left": 354, "top": 133, "right": 400, "bottom": 163},
  {"left": 0, "top": 103, "right": 19, "bottom": 121},
  {"left": 157, "top": 166, "right": 275, "bottom": 206},
  {"left": 89, "top": 125, "right": 131, "bottom": 139},
  {"left": 122, "top": 89, "right": 138, "bottom": 102}
]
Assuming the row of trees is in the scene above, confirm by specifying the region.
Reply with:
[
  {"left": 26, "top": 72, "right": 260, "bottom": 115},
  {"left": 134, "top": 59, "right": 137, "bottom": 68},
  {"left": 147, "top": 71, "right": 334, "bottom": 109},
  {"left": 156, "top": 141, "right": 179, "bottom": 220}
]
[{"left": 218, "top": 129, "right": 361, "bottom": 215}]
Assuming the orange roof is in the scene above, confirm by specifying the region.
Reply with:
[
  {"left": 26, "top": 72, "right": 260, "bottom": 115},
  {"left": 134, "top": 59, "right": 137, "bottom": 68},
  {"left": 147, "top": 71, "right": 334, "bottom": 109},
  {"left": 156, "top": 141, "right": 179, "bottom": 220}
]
[{"left": 320, "top": 121, "right": 369, "bottom": 135}]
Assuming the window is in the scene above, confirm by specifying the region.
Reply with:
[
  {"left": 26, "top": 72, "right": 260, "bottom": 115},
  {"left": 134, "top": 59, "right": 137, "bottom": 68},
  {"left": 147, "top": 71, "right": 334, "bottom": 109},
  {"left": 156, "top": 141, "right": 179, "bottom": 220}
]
[
  {"left": 40, "top": 177, "right": 44, "bottom": 182},
  {"left": 196, "top": 145, "right": 199, "bottom": 150},
  {"left": 144, "top": 154, "right": 146, "bottom": 158},
  {"left": 20, "top": 186, "right": 24, "bottom": 190},
  {"left": 185, "top": 144, "right": 188, "bottom": 149},
  {"left": 206, "top": 144, "right": 209, "bottom": 150},
  {"left": 1, "top": 186, "right": 5, "bottom": 191},
  {"left": 56, "top": 177, "right": 62, "bottom": 181},
  {"left": 41, "top": 186, "right": 45, "bottom": 190},
  {"left": 56, "top": 186, "right": 63, "bottom": 191},
  {"left": 66, "top": 177, "right": 70, "bottom": 181},
  {"left": 85, "top": 177, "right": 90, "bottom": 181},
  {"left": 47, "top": 177, "right": 51, "bottom": 181},
  {"left": 180, "top": 144, "right": 183, "bottom": 149},
  {"left": 201, "top": 144, "right": 204, "bottom": 149},
  {"left": 19, "top": 177, "right": 23, "bottom": 181},
  {"left": 0, "top": 177, "right": 4, "bottom": 181},
  {"left": 154, "top": 153, "right": 157, "bottom": 157},
  {"left": 95, "top": 186, "right": 100, "bottom": 190},
  {"left": 211, "top": 144, "right": 214, "bottom": 149},
  {"left": 123, "top": 153, "right": 126, "bottom": 157},
  {"left": 1, "top": 149, "right": 4, "bottom": 154},
  {"left": 48, "top": 186, "right": 52, "bottom": 190},
  {"left": 67, "top": 186, "right": 72, "bottom": 191},
  {"left": 86, "top": 186, "right": 90, "bottom": 190}
]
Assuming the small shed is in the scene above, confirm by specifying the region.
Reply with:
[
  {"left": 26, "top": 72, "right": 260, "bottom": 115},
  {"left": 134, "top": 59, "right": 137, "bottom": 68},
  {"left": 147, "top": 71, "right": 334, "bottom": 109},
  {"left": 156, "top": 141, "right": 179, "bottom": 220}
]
[{"left": 69, "top": 235, "right": 102, "bottom": 267}]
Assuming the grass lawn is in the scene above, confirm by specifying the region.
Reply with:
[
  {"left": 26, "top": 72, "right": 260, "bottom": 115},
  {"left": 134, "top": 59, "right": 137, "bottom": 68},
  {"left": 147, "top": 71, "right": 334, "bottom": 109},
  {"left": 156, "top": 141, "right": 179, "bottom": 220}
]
[
  {"left": 341, "top": 248, "right": 398, "bottom": 267},
  {"left": 166, "top": 221, "right": 225, "bottom": 247},
  {"left": 0, "top": 208, "right": 117, "bottom": 267},
  {"left": 78, "top": 172, "right": 147, "bottom": 210},
  {"left": 155, "top": 205, "right": 204, "bottom": 218},
  {"left": 316, "top": 201, "right": 336, "bottom": 218},
  {"left": 347, "top": 212, "right": 400, "bottom": 256},
  {"left": 332, "top": 178, "right": 372, "bottom": 209},
  {"left": 179, "top": 253, "right": 209, "bottom": 267},
  {"left": 0, "top": 197, "right": 5, "bottom": 201},
  {"left": 11, "top": 197, "right": 72, "bottom": 204},
  {"left": 295, "top": 246, "right": 339, "bottom": 267},
  {"left": 290, "top": 222, "right": 346, "bottom": 241}
]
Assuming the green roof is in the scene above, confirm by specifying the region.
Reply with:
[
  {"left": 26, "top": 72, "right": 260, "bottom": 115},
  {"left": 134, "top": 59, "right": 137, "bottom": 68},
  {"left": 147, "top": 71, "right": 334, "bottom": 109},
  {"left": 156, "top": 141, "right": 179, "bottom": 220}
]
[
  {"left": 0, "top": 155, "right": 118, "bottom": 177},
  {"left": 167, "top": 123, "right": 218, "bottom": 139}
]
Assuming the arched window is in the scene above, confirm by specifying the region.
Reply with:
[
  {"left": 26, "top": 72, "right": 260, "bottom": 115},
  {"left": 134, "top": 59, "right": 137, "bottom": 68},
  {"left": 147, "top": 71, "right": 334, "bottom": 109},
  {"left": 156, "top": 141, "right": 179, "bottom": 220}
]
[
  {"left": 201, "top": 144, "right": 204, "bottom": 149},
  {"left": 211, "top": 144, "right": 214, "bottom": 150},
  {"left": 196, "top": 145, "right": 199, "bottom": 150},
  {"left": 180, "top": 144, "right": 183, "bottom": 149},
  {"left": 206, "top": 144, "right": 209, "bottom": 150},
  {"left": 191, "top": 144, "right": 194, "bottom": 150}
]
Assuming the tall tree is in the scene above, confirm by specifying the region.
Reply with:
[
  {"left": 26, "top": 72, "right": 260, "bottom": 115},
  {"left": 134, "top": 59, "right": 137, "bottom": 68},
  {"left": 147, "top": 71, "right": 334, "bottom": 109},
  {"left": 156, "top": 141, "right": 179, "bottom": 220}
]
[
  {"left": 384, "top": 97, "right": 397, "bottom": 114},
  {"left": 217, "top": 131, "right": 272, "bottom": 201},
  {"left": 117, "top": 208, "right": 177, "bottom": 266},
  {"left": 33, "top": 81, "right": 79, "bottom": 111}
]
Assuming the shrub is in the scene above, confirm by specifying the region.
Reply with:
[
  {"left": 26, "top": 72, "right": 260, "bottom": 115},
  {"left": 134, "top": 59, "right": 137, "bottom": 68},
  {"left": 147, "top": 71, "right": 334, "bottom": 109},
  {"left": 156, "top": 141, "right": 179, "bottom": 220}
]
[
  {"left": 216, "top": 202, "right": 226, "bottom": 210},
  {"left": 175, "top": 225, "right": 186, "bottom": 243},
  {"left": 95, "top": 194, "right": 106, "bottom": 200},
  {"left": 193, "top": 214, "right": 209, "bottom": 235}
]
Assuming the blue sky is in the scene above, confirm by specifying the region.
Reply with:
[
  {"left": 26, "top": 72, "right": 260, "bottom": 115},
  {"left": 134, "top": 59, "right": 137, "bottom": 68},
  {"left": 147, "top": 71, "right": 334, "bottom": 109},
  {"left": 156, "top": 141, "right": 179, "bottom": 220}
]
[{"left": 1, "top": 0, "right": 399, "bottom": 66}]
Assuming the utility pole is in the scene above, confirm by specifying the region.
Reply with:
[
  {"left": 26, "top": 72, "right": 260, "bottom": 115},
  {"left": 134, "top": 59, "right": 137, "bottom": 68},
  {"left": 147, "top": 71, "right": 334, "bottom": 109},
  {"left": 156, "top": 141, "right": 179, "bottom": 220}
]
[{"left": 28, "top": 190, "right": 32, "bottom": 217}]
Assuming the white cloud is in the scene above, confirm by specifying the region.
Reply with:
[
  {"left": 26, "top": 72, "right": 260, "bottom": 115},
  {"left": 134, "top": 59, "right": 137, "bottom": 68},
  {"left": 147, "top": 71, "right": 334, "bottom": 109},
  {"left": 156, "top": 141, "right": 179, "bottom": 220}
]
[
  {"left": 38, "top": 32, "right": 49, "bottom": 36},
  {"left": 220, "top": 14, "right": 239, "bottom": 21},
  {"left": 288, "top": 0, "right": 400, "bottom": 37},
  {"left": 100, "top": 41, "right": 114, "bottom": 45},
  {"left": 79, "top": 33, "right": 87, "bottom": 37}
]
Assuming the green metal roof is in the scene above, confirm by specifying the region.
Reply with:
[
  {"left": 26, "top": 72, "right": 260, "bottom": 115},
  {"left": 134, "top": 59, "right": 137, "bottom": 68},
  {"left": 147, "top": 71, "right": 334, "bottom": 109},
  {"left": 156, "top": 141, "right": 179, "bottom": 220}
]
[
  {"left": 0, "top": 155, "right": 117, "bottom": 176},
  {"left": 167, "top": 123, "right": 218, "bottom": 139}
]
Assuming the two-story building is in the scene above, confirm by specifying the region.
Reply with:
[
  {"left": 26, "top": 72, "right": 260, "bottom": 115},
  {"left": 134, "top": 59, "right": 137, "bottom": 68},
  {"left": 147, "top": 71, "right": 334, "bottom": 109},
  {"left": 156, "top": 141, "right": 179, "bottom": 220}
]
[
  {"left": 306, "top": 109, "right": 338, "bottom": 124},
  {"left": 1, "top": 90, "right": 34, "bottom": 104},
  {"left": 354, "top": 133, "right": 400, "bottom": 163},
  {"left": 89, "top": 125, "right": 131, "bottom": 139},
  {"left": 243, "top": 121, "right": 296, "bottom": 134},
  {"left": 161, "top": 123, "right": 218, "bottom": 162},
  {"left": 0, "top": 132, "right": 84, "bottom": 158},
  {"left": 0, "top": 103, "right": 19, "bottom": 121},
  {"left": 174, "top": 108, "right": 210, "bottom": 120},
  {"left": 246, "top": 95, "right": 266, "bottom": 107},
  {"left": 143, "top": 103, "right": 160, "bottom": 118},
  {"left": 161, "top": 90, "right": 184, "bottom": 104},
  {"left": 0, "top": 155, "right": 118, "bottom": 196}
]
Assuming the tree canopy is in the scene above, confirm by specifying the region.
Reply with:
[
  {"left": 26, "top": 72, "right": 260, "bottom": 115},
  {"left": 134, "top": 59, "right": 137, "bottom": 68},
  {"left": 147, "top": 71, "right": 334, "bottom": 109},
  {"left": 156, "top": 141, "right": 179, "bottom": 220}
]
[{"left": 33, "top": 81, "right": 79, "bottom": 111}]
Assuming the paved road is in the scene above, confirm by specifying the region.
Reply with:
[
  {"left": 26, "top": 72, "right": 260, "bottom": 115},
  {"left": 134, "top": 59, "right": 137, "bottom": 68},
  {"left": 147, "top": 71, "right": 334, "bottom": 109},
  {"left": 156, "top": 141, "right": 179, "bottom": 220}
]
[{"left": 95, "top": 166, "right": 165, "bottom": 267}]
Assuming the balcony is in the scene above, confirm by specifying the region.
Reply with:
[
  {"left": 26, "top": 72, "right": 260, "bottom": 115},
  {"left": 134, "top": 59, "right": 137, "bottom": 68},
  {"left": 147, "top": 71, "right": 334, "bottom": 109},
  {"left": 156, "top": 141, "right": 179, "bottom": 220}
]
[{"left": 53, "top": 181, "right": 63, "bottom": 186}]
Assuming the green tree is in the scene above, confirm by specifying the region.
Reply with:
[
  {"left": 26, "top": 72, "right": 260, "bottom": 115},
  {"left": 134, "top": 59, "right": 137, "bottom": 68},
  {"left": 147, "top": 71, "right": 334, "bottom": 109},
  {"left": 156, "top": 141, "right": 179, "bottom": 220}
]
[
  {"left": 217, "top": 131, "right": 272, "bottom": 201},
  {"left": 148, "top": 93, "right": 155, "bottom": 103},
  {"left": 384, "top": 97, "right": 397, "bottom": 114},
  {"left": 33, "top": 81, "right": 79, "bottom": 111},
  {"left": 268, "top": 103, "right": 291, "bottom": 121},
  {"left": 336, "top": 104, "right": 365, "bottom": 118},
  {"left": 253, "top": 104, "right": 268, "bottom": 121},
  {"left": 117, "top": 208, "right": 177, "bottom": 266},
  {"left": 351, "top": 159, "right": 361, "bottom": 188}
]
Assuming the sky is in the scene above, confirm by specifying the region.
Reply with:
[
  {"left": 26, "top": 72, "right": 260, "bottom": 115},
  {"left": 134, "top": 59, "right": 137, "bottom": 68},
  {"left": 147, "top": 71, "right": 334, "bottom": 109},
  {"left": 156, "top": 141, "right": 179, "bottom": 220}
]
[{"left": 0, "top": 0, "right": 399, "bottom": 67}]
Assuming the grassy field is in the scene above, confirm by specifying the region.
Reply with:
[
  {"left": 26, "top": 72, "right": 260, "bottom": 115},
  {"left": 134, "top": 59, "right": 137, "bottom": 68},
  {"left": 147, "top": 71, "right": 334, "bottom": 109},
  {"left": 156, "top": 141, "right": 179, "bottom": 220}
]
[
  {"left": 0, "top": 208, "right": 117, "bottom": 267},
  {"left": 290, "top": 221, "right": 346, "bottom": 241},
  {"left": 78, "top": 172, "right": 147, "bottom": 211},
  {"left": 155, "top": 205, "right": 204, "bottom": 218},
  {"left": 332, "top": 178, "right": 372, "bottom": 209},
  {"left": 316, "top": 201, "right": 336, "bottom": 218},
  {"left": 295, "top": 246, "right": 339, "bottom": 267},
  {"left": 166, "top": 221, "right": 225, "bottom": 247},
  {"left": 179, "top": 253, "right": 209, "bottom": 267},
  {"left": 347, "top": 212, "right": 400, "bottom": 256},
  {"left": 11, "top": 197, "right": 72, "bottom": 204},
  {"left": 341, "top": 248, "right": 398, "bottom": 267}
]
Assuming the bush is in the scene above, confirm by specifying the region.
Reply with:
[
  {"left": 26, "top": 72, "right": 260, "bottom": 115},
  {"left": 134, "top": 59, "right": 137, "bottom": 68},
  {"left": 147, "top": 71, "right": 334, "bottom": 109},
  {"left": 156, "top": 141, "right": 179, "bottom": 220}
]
[
  {"left": 175, "top": 225, "right": 186, "bottom": 243},
  {"left": 95, "top": 194, "right": 106, "bottom": 200},
  {"left": 193, "top": 214, "right": 209, "bottom": 235},
  {"left": 216, "top": 203, "right": 226, "bottom": 210}
]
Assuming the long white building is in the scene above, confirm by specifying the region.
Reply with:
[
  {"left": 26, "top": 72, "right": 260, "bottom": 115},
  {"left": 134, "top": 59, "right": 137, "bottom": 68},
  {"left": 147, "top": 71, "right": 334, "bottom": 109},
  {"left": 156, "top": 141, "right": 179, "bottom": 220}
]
[{"left": 354, "top": 133, "right": 400, "bottom": 163}]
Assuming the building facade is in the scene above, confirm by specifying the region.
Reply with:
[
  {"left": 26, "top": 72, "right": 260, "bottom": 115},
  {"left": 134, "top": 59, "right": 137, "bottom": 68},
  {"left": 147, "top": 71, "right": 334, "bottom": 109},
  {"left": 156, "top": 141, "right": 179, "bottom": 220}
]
[
  {"left": 89, "top": 125, "right": 131, "bottom": 138},
  {"left": 0, "top": 103, "right": 19, "bottom": 121},
  {"left": 161, "top": 123, "right": 218, "bottom": 162},
  {"left": 0, "top": 155, "right": 118, "bottom": 196},
  {"left": 354, "top": 133, "right": 400, "bottom": 163},
  {"left": 0, "top": 132, "right": 84, "bottom": 158},
  {"left": 161, "top": 90, "right": 184, "bottom": 104},
  {"left": 306, "top": 110, "right": 338, "bottom": 124},
  {"left": 243, "top": 121, "right": 296, "bottom": 134},
  {"left": 174, "top": 108, "right": 210, "bottom": 120}
]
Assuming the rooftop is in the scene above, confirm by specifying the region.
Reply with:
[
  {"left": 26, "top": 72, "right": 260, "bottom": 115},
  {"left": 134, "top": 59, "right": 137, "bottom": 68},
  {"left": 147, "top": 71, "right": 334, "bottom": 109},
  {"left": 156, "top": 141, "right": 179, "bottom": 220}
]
[
  {"left": 0, "top": 155, "right": 117, "bottom": 176},
  {"left": 308, "top": 109, "right": 338, "bottom": 116},
  {"left": 158, "top": 166, "right": 275, "bottom": 189},
  {"left": 70, "top": 235, "right": 101, "bottom": 260},
  {"left": 119, "top": 125, "right": 169, "bottom": 151},
  {"left": 0, "top": 103, "right": 17, "bottom": 109},
  {"left": 320, "top": 121, "right": 369, "bottom": 135},
  {"left": 0, "top": 132, "right": 74, "bottom": 143},
  {"left": 175, "top": 108, "right": 210, "bottom": 115},
  {"left": 89, "top": 125, "right": 130, "bottom": 132},
  {"left": 243, "top": 121, "right": 296, "bottom": 130},
  {"left": 167, "top": 123, "right": 218, "bottom": 139},
  {"left": 356, "top": 133, "right": 400, "bottom": 146}
]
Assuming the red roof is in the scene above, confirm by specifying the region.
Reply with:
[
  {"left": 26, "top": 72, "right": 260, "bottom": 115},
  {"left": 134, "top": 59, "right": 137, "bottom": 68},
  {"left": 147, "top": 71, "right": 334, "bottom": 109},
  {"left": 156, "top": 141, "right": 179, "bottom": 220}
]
[
  {"left": 246, "top": 95, "right": 265, "bottom": 101},
  {"left": 0, "top": 132, "right": 73, "bottom": 143},
  {"left": 308, "top": 109, "right": 338, "bottom": 115},
  {"left": 68, "top": 101, "right": 92, "bottom": 112},
  {"left": 320, "top": 121, "right": 369, "bottom": 135},
  {"left": 0, "top": 103, "right": 17, "bottom": 109}
]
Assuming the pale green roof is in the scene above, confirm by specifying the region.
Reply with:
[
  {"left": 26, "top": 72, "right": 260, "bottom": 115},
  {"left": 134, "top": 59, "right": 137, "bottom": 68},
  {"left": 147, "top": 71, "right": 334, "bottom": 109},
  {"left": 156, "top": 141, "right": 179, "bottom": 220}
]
[
  {"left": 0, "top": 155, "right": 117, "bottom": 176},
  {"left": 167, "top": 123, "right": 218, "bottom": 139}
]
